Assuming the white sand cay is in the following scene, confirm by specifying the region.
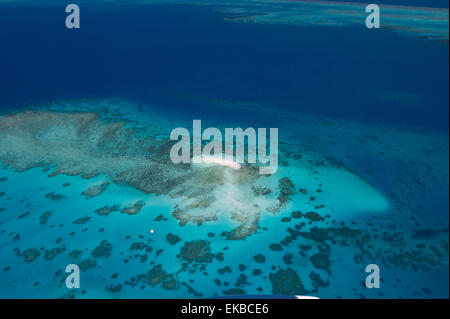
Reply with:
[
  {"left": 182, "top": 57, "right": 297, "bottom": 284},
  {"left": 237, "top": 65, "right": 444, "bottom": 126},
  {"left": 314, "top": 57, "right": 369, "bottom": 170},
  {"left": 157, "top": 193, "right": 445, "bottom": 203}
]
[{"left": 191, "top": 155, "right": 241, "bottom": 170}]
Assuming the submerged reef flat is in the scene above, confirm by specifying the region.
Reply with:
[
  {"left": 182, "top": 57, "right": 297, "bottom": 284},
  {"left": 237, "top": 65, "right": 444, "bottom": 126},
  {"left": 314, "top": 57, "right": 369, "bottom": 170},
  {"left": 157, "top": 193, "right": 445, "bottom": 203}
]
[
  {"left": 116, "top": 0, "right": 449, "bottom": 41},
  {"left": 0, "top": 103, "right": 389, "bottom": 239},
  {"left": 220, "top": 0, "right": 449, "bottom": 41},
  {"left": 0, "top": 98, "right": 448, "bottom": 298},
  {"left": 0, "top": 109, "right": 270, "bottom": 238}
]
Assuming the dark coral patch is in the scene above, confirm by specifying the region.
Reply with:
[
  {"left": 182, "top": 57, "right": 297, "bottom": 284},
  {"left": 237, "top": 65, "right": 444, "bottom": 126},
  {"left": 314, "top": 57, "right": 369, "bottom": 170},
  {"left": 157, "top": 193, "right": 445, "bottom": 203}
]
[
  {"left": 17, "top": 212, "right": 30, "bottom": 219},
  {"left": 126, "top": 264, "right": 179, "bottom": 291},
  {"left": 269, "top": 268, "right": 307, "bottom": 295},
  {"left": 130, "top": 242, "right": 152, "bottom": 253},
  {"left": 79, "top": 259, "right": 97, "bottom": 270},
  {"left": 82, "top": 181, "right": 110, "bottom": 198},
  {"left": 278, "top": 177, "right": 296, "bottom": 206},
  {"left": 222, "top": 288, "right": 246, "bottom": 296},
  {"left": 22, "top": 248, "right": 41, "bottom": 262},
  {"left": 310, "top": 253, "right": 331, "bottom": 273},
  {"left": 291, "top": 211, "right": 302, "bottom": 219},
  {"left": 252, "top": 269, "right": 262, "bottom": 276},
  {"left": 235, "top": 274, "right": 249, "bottom": 287},
  {"left": 39, "top": 211, "right": 52, "bottom": 225},
  {"left": 121, "top": 201, "right": 144, "bottom": 215},
  {"left": 309, "top": 271, "right": 329, "bottom": 291},
  {"left": 179, "top": 240, "right": 216, "bottom": 263},
  {"left": 252, "top": 186, "right": 272, "bottom": 196},
  {"left": 269, "top": 243, "right": 283, "bottom": 251},
  {"left": 69, "top": 249, "right": 82, "bottom": 259},
  {"left": 217, "top": 266, "right": 232, "bottom": 275},
  {"left": 91, "top": 240, "right": 112, "bottom": 258},
  {"left": 282, "top": 253, "right": 293, "bottom": 265},
  {"left": 105, "top": 284, "right": 122, "bottom": 293},
  {"left": 94, "top": 205, "right": 120, "bottom": 216},
  {"left": 73, "top": 216, "right": 91, "bottom": 224},
  {"left": 44, "top": 246, "right": 66, "bottom": 260},
  {"left": 166, "top": 233, "right": 181, "bottom": 245},
  {"left": 181, "top": 282, "right": 203, "bottom": 297},
  {"left": 253, "top": 254, "right": 266, "bottom": 263},
  {"left": 304, "top": 212, "right": 325, "bottom": 222},
  {"left": 45, "top": 192, "right": 66, "bottom": 201},
  {"left": 44, "top": 245, "right": 66, "bottom": 260},
  {"left": 225, "top": 215, "right": 260, "bottom": 240},
  {"left": 153, "top": 214, "right": 168, "bottom": 221}
]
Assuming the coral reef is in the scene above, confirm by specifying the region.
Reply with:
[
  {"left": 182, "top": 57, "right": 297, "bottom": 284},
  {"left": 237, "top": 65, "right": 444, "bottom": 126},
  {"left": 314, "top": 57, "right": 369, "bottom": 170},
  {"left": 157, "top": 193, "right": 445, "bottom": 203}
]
[
  {"left": 91, "top": 240, "right": 113, "bottom": 258},
  {"left": 82, "top": 181, "right": 110, "bottom": 198},
  {"left": 269, "top": 268, "right": 307, "bottom": 295},
  {"left": 121, "top": 201, "right": 144, "bottom": 215},
  {"left": 39, "top": 211, "right": 52, "bottom": 225},
  {"left": 179, "top": 240, "right": 217, "bottom": 264},
  {"left": 94, "top": 205, "right": 120, "bottom": 216},
  {"left": 166, "top": 233, "right": 181, "bottom": 245}
]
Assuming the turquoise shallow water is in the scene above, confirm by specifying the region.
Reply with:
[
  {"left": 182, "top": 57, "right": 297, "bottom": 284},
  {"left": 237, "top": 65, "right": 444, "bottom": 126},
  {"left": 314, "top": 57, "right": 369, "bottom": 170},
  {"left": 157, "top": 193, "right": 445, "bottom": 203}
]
[
  {"left": 0, "top": 98, "right": 448, "bottom": 298},
  {"left": 0, "top": 0, "right": 448, "bottom": 299}
]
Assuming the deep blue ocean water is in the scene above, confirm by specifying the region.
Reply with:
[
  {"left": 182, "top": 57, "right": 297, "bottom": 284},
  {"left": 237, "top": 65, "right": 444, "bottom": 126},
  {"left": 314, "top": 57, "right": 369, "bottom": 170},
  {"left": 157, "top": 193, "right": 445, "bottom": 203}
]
[{"left": 0, "top": 2, "right": 448, "bottom": 130}]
